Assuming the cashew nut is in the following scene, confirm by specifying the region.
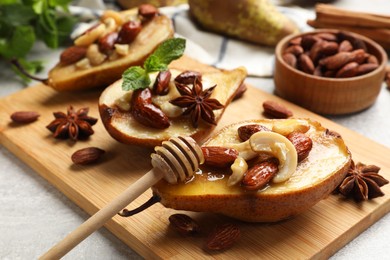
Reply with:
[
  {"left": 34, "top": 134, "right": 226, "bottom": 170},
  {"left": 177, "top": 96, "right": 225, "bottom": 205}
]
[
  {"left": 249, "top": 131, "right": 298, "bottom": 183},
  {"left": 74, "top": 23, "right": 106, "bottom": 46},
  {"left": 228, "top": 157, "right": 248, "bottom": 186}
]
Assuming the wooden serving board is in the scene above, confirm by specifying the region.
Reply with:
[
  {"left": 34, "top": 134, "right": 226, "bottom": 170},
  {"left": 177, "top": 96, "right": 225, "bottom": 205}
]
[{"left": 1, "top": 60, "right": 390, "bottom": 259}]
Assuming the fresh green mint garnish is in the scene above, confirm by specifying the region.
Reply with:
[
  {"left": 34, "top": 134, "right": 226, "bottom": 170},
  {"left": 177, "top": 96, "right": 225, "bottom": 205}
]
[
  {"left": 121, "top": 38, "right": 186, "bottom": 91},
  {"left": 0, "top": 0, "right": 76, "bottom": 83}
]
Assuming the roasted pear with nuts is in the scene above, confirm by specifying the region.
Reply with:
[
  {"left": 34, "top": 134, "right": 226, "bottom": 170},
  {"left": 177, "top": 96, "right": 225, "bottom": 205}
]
[
  {"left": 152, "top": 118, "right": 352, "bottom": 222},
  {"left": 99, "top": 56, "right": 247, "bottom": 147},
  {"left": 47, "top": 6, "right": 174, "bottom": 91}
]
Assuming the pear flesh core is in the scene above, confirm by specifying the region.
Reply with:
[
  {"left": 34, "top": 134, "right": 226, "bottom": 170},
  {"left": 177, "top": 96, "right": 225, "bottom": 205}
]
[
  {"left": 152, "top": 119, "right": 351, "bottom": 222},
  {"left": 98, "top": 66, "right": 247, "bottom": 147},
  {"left": 188, "top": 0, "right": 299, "bottom": 46},
  {"left": 48, "top": 15, "right": 174, "bottom": 91}
]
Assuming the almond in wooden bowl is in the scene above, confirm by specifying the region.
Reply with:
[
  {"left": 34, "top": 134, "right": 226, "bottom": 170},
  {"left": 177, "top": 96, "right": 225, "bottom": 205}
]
[
  {"left": 274, "top": 29, "right": 387, "bottom": 115},
  {"left": 99, "top": 56, "right": 247, "bottom": 147},
  {"left": 152, "top": 118, "right": 352, "bottom": 222}
]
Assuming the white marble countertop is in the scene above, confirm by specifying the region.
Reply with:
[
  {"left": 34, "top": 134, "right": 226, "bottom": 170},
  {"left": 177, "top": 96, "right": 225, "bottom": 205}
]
[{"left": 1, "top": 1, "right": 390, "bottom": 259}]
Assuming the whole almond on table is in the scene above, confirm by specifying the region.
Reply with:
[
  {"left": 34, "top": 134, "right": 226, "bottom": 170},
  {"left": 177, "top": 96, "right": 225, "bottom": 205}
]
[
  {"left": 205, "top": 223, "right": 240, "bottom": 251},
  {"left": 201, "top": 146, "right": 238, "bottom": 168},
  {"left": 262, "top": 100, "right": 293, "bottom": 119},
  {"left": 10, "top": 111, "right": 40, "bottom": 123},
  {"left": 233, "top": 83, "right": 247, "bottom": 100},
  {"left": 71, "top": 147, "right": 105, "bottom": 165},
  {"left": 168, "top": 214, "right": 200, "bottom": 236}
]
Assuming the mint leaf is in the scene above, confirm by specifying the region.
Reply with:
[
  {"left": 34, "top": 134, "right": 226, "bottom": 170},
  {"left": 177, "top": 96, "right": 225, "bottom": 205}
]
[
  {"left": 0, "top": 25, "right": 35, "bottom": 59},
  {"left": 121, "top": 38, "right": 186, "bottom": 91},
  {"left": 144, "top": 38, "right": 185, "bottom": 72},
  {"left": 144, "top": 55, "right": 168, "bottom": 72},
  {"left": 122, "top": 66, "right": 151, "bottom": 91}
]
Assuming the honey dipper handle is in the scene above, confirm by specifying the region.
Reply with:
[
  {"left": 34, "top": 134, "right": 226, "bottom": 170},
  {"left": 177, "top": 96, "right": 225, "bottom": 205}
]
[{"left": 40, "top": 168, "right": 165, "bottom": 260}]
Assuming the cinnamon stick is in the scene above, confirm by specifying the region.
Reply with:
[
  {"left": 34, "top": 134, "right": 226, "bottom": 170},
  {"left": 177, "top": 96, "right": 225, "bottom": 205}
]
[
  {"left": 307, "top": 19, "right": 390, "bottom": 50},
  {"left": 315, "top": 4, "right": 390, "bottom": 29}
]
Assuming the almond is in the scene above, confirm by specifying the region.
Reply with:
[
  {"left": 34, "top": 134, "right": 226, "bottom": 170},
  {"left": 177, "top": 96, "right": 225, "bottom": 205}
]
[
  {"left": 338, "top": 40, "right": 353, "bottom": 52},
  {"left": 286, "top": 132, "right": 313, "bottom": 162},
  {"left": 282, "top": 53, "right": 297, "bottom": 68},
  {"left": 319, "top": 51, "right": 351, "bottom": 70},
  {"left": 138, "top": 4, "right": 158, "bottom": 20},
  {"left": 152, "top": 70, "right": 171, "bottom": 95},
  {"left": 284, "top": 45, "right": 304, "bottom": 56},
  {"left": 298, "top": 53, "right": 315, "bottom": 74},
  {"left": 367, "top": 55, "right": 379, "bottom": 65},
  {"left": 98, "top": 32, "right": 118, "bottom": 54},
  {"left": 174, "top": 70, "right": 202, "bottom": 85},
  {"left": 131, "top": 88, "right": 170, "bottom": 129},
  {"left": 169, "top": 214, "right": 200, "bottom": 236},
  {"left": 71, "top": 147, "right": 105, "bottom": 165},
  {"left": 242, "top": 159, "right": 279, "bottom": 190},
  {"left": 60, "top": 46, "right": 87, "bottom": 65},
  {"left": 262, "top": 100, "right": 293, "bottom": 119},
  {"left": 316, "top": 32, "right": 338, "bottom": 42},
  {"left": 336, "top": 62, "right": 359, "bottom": 78},
  {"left": 10, "top": 111, "right": 40, "bottom": 123},
  {"left": 202, "top": 146, "right": 238, "bottom": 168},
  {"left": 289, "top": 36, "right": 302, "bottom": 45},
  {"left": 237, "top": 124, "right": 270, "bottom": 142},
  {"left": 205, "top": 223, "right": 240, "bottom": 251},
  {"left": 301, "top": 34, "right": 320, "bottom": 50},
  {"left": 232, "top": 83, "right": 247, "bottom": 100},
  {"left": 116, "top": 20, "right": 142, "bottom": 44},
  {"left": 356, "top": 63, "right": 379, "bottom": 76}
]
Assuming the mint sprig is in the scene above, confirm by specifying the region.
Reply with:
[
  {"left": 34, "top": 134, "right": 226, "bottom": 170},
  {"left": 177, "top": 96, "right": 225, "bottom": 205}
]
[
  {"left": 0, "top": 0, "right": 76, "bottom": 83},
  {"left": 121, "top": 38, "right": 186, "bottom": 91}
]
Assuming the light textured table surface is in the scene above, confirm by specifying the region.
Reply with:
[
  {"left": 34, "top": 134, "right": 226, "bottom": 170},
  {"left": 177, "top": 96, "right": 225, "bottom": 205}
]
[{"left": 1, "top": 1, "right": 390, "bottom": 259}]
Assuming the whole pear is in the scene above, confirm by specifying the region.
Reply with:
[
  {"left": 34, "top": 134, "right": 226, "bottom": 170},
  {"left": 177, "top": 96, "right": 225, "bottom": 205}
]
[{"left": 188, "top": 0, "right": 299, "bottom": 46}]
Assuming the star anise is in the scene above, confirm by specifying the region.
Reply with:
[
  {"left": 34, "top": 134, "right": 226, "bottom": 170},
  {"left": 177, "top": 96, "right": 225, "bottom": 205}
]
[
  {"left": 46, "top": 106, "right": 98, "bottom": 141},
  {"left": 169, "top": 77, "right": 224, "bottom": 128},
  {"left": 338, "top": 160, "right": 389, "bottom": 201}
]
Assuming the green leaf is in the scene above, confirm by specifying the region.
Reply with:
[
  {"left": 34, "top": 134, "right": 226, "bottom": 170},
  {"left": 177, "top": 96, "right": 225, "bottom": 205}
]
[
  {"left": 0, "top": 25, "right": 35, "bottom": 59},
  {"left": 122, "top": 66, "right": 151, "bottom": 91},
  {"left": 56, "top": 15, "right": 76, "bottom": 45},
  {"left": 121, "top": 38, "right": 186, "bottom": 91},
  {"left": 35, "top": 8, "right": 59, "bottom": 48},
  {"left": 145, "top": 38, "right": 185, "bottom": 71},
  {"left": 49, "top": 0, "right": 72, "bottom": 11},
  {"left": 144, "top": 55, "right": 168, "bottom": 72},
  {"left": 0, "top": 4, "right": 36, "bottom": 26}
]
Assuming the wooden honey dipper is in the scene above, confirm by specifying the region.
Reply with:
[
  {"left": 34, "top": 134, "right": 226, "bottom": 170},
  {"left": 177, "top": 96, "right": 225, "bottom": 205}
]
[{"left": 40, "top": 136, "right": 204, "bottom": 259}]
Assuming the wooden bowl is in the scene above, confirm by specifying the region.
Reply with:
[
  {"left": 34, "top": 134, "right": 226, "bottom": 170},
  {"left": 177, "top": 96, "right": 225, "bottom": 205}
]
[{"left": 274, "top": 29, "right": 387, "bottom": 115}]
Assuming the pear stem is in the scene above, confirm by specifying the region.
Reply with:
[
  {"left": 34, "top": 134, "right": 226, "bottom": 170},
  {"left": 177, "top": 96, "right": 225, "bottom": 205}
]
[
  {"left": 10, "top": 58, "right": 48, "bottom": 83},
  {"left": 118, "top": 195, "right": 161, "bottom": 217}
]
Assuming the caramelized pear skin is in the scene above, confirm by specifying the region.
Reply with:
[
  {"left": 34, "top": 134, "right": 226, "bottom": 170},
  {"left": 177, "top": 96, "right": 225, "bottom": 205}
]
[{"left": 152, "top": 119, "right": 351, "bottom": 222}]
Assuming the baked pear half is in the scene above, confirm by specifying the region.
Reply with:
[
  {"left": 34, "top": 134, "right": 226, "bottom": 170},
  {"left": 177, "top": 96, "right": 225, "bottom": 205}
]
[
  {"left": 99, "top": 58, "right": 247, "bottom": 147},
  {"left": 47, "top": 6, "right": 174, "bottom": 91},
  {"left": 152, "top": 118, "right": 352, "bottom": 222}
]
